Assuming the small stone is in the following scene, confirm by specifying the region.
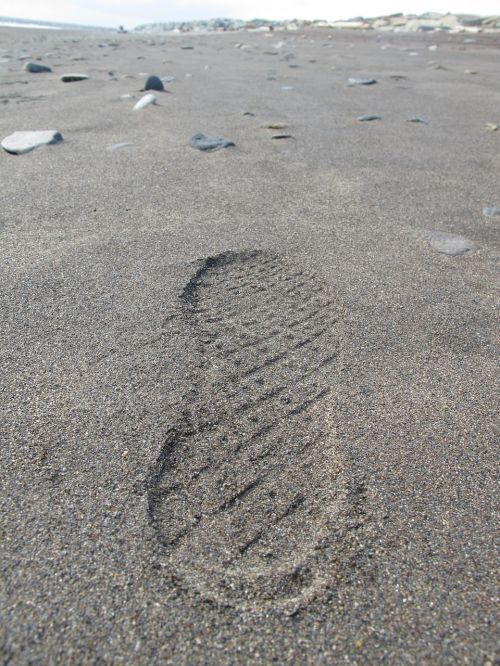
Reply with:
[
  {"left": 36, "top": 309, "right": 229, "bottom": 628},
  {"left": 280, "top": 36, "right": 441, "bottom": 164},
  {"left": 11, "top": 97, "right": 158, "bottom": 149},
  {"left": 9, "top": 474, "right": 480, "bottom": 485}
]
[
  {"left": 271, "top": 134, "right": 293, "bottom": 139},
  {"left": 189, "top": 133, "right": 235, "bottom": 152},
  {"left": 357, "top": 115, "right": 381, "bottom": 121},
  {"left": 348, "top": 77, "right": 377, "bottom": 86},
  {"left": 406, "top": 117, "right": 429, "bottom": 124},
  {"left": 464, "top": 69, "right": 478, "bottom": 75},
  {"left": 133, "top": 93, "right": 157, "bottom": 110},
  {"left": 107, "top": 142, "right": 133, "bottom": 151},
  {"left": 431, "top": 64, "right": 448, "bottom": 70},
  {"left": 24, "top": 61, "right": 51, "bottom": 73},
  {"left": 262, "top": 123, "right": 287, "bottom": 129},
  {"left": 429, "top": 231, "right": 478, "bottom": 256},
  {"left": 1, "top": 130, "right": 63, "bottom": 155},
  {"left": 483, "top": 206, "right": 500, "bottom": 218},
  {"left": 60, "top": 73, "right": 88, "bottom": 82},
  {"left": 181, "top": 45, "right": 194, "bottom": 50},
  {"left": 485, "top": 123, "right": 498, "bottom": 131},
  {"left": 143, "top": 74, "right": 164, "bottom": 91},
  {"left": 242, "top": 111, "right": 255, "bottom": 116},
  {"left": 120, "top": 94, "right": 134, "bottom": 99}
]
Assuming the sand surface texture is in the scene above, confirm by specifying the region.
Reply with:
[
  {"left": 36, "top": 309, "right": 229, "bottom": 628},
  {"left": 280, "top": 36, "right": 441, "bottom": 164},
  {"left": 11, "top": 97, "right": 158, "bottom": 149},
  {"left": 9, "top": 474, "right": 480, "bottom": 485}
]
[{"left": 0, "top": 26, "right": 498, "bottom": 664}]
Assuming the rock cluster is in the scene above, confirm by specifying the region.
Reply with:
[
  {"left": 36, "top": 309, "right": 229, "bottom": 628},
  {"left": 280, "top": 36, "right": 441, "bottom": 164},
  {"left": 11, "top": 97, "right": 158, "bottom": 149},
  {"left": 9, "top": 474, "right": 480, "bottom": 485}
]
[{"left": 134, "top": 13, "right": 500, "bottom": 34}]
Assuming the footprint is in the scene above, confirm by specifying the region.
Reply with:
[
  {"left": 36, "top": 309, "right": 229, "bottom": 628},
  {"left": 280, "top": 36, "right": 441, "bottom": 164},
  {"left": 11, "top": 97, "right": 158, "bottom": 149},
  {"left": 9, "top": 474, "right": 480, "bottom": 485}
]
[{"left": 148, "top": 250, "right": 364, "bottom": 611}]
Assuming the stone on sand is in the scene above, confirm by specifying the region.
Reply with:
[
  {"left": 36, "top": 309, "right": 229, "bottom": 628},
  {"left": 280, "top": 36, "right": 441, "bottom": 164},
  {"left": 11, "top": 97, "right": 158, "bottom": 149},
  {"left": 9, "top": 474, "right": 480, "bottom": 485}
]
[
  {"left": 483, "top": 206, "right": 500, "bottom": 218},
  {"left": 1, "top": 130, "right": 63, "bottom": 155},
  {"left": 133, "top": 93, "right": 157, "bottom": 110},
  {"left": 24, "top": 61, "right": 51, "bottom": 73},
  {"left": 429, "top": 231, "right": 478, "bottom": 256},
  {"left": 144, "top": 74, "right": 164, "bottom": 91},
  {"left": 107, "top": 142, "right": 133, "bottom": 151},
  {"left": 348, "top": 77, "right": 377, "bottom": 85},
  {"left": 357, "top": 115, "right": 381, "bottom": 121},
  {"left": 60, "top": 73, "right": 88, "bottom": 82},
  {"left": 189, "top": 133, "right": 235, "bottom": 151}
]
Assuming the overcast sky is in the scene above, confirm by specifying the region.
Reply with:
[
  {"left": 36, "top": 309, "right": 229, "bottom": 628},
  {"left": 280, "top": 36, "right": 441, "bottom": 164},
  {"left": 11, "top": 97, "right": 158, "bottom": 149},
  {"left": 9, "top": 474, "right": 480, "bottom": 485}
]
[{"left": 2, "top": 0, "right": 498, "bottom": 28}]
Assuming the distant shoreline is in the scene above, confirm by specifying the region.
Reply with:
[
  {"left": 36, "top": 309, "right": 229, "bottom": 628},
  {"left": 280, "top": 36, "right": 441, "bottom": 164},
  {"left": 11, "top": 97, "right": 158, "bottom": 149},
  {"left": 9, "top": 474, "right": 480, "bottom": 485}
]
[{"left": 1, "top": 12, "right": 499, "bottom": 34}]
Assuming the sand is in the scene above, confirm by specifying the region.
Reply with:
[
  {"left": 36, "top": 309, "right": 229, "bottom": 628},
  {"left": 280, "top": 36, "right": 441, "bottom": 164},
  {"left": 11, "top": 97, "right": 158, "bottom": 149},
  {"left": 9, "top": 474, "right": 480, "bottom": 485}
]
[{"left": 0, "top": 25, "right": 498, "bottom": 664}]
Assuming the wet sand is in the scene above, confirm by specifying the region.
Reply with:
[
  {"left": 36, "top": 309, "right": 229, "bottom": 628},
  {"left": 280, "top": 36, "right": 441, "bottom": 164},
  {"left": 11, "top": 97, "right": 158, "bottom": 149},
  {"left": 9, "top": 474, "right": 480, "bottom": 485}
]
[{"left": 0, "top": 25, "right": 498, "bottom": 664}]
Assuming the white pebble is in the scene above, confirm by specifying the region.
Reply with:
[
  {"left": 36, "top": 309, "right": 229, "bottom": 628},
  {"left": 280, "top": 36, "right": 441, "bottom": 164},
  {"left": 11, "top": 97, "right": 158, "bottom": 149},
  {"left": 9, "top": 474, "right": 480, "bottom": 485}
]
[{"left": 133, "top": 93, "right": 157, "bottom": 110}]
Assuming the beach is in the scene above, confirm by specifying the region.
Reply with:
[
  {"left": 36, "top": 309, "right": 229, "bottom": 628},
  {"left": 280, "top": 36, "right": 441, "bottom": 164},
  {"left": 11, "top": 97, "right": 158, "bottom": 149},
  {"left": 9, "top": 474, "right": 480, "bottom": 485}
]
[{"left": 0, "top": 24, "right": 498, "bottom": 663}]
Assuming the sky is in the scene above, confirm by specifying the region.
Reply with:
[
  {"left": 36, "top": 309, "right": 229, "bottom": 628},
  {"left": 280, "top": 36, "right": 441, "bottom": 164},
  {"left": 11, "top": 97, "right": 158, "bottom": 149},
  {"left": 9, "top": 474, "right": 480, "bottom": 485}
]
[{"left": 1, "top": 0, "right": 498, "bottom": 29}]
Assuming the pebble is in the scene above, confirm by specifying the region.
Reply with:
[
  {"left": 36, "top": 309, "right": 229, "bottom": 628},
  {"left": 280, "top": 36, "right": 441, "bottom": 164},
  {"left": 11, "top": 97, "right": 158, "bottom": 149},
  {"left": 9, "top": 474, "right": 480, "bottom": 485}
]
[
  {"left": 242, "top": 111, "right": 255, "bottom": 116},
  {"left": 24, "top": 61, "right": 51, "bottom": 73},
  {"left": 464, "top": 69, "right": 478, "bottom": 74},
  {"left": 271, "top": 134, "right": 293, "bottom": 139},
  {"left": 483, "top": 206, "right": 500, "bottom": 217},
  {"left": 262, "top": 123, "right": 287, "bottom": 129},
  {"left": 485, "top": 123, "right": 498, "bottom": 131},
  {"left": 1, "top": 130, "right": 63, "bottom": 155},
  {"left": 406, "top": 117, "right": 429, "bottom": 124},
  {"left": 120, "top": 94, "right": 134, "bottom": 99},
  {"left": 60, "top": 73, "right": 88, "bottom": 82},
  {"left": 429, "top": 231, "right": 478, "bottom": 256},
  {"left": 348, "top": 77, "right": 377, "bottom": 86},
  {"left": 357, "top": 115, "right": 381, "bottom": 121},
  {"left": 143, "top": 74, "right": 164, "bottom": 91},
  {"left": 189, "top": 133, "right": 235, "bottom": 151},
  {"left": 107, "top": 142, "right": 133, "bottom": 151},
  {"left": 133, "top": 93, "right": 157, "bottom": 110}
]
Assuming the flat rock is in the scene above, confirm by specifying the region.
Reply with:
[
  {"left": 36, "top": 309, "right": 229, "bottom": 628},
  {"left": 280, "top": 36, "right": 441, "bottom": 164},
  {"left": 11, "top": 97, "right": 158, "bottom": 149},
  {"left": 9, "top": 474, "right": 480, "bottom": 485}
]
[
  {"left": 1, "top": 130, "right": 63, "bottom": 155},
  {"left": 429, "top": 231, "right": 478, "bottom": 256},
  {"left": 24, "top": 61, "right": 51, "bottom": 73},
  {"left": 348, "top": 77, "right": 377, "bottom": 86},
  {"left": 483, "top": 206, "right": 500, "bottom": 218},
  {"left": 133, "top": 93, "right": 157, "bottom": 110},
  {"left": 357, "top": 115, "right": 381, "bottom": 121},
  {"left": 60, "top": 73, "right": 88, "bottom": 82},
  {"left": 107, "top": 142, "right": 133, "bottom": 151},
  {"left": 406, "top": 117, "right": 429, "bottom": 124},
  {"left": 189, "top": 133, "right": 235, "bottom": 152},
  {"left": 143, "top": 74, "right": 164, "bottom": 91}
]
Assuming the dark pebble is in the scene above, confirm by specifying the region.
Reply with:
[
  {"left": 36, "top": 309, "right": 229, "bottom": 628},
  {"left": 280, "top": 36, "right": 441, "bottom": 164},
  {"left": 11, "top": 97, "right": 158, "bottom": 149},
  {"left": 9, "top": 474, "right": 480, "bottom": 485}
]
[
  {"left": 144, "top": 74, "right": 164, "bottom": 91},
  {"left": 357, "top": 115, "right": 382, "bottom": 121},
  {"left": 24, "top": 62, "right": 51, "bottom": 73},
  {"left": 189, "top": 133, "right": 235, "bottom": 152}
]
